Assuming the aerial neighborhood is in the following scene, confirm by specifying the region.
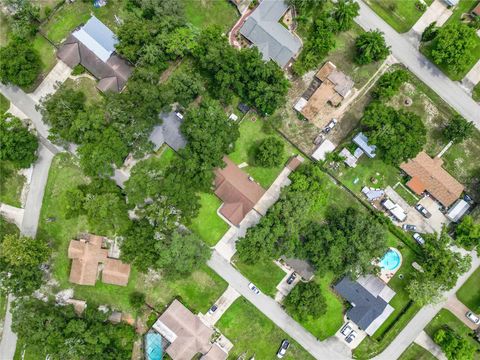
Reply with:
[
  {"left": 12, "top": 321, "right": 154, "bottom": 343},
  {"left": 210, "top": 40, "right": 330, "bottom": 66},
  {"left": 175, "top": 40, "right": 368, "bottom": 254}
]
[{"left": 1, "top": 0, "right": 480, "bottom": 359}]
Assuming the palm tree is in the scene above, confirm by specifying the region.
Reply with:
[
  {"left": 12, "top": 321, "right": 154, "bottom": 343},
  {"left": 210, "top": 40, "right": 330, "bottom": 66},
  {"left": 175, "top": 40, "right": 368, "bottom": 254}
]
[
  {"left": 333, "top": 0, "right": 360, "bottom": 32},
  {"left": 354, "top": 30, "right": 390, "bottom": 65}
]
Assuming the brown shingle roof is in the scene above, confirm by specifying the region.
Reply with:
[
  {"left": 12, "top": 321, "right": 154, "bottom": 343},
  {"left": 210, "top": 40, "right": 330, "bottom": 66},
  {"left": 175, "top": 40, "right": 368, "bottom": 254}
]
[
  {"left": 214, "top": 156, "right": 266, "bottom": 226},
  {"left": 102, "top": 258, "right": 131, "bottom": 286},
  {"left": 286, "top": 154, "right": 304, "bottom": 171},
  {"left": 400, "top": 152, "right": 464, "bottom": 207}
]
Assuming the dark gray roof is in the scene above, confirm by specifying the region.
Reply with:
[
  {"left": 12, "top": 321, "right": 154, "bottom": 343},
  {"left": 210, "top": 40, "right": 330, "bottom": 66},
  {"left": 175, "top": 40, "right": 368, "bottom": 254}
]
[
  {"left": 280, "top": 256, "right": 315, "bottom": 280},
  {"left": 334, "top": 277, "right": 388, "bottom": 331},
  {"left": 149, "top": 112, "right": 187, "bottom": 152},
  {"left": 239, "top": 0, "right": 302, "bottom": 67}
]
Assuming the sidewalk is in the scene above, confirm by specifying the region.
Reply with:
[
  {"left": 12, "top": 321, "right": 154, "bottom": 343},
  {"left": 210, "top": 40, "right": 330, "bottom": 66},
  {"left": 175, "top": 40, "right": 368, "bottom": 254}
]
[{"left": 414, "top": 331, "right": 447, "bottom": 360}]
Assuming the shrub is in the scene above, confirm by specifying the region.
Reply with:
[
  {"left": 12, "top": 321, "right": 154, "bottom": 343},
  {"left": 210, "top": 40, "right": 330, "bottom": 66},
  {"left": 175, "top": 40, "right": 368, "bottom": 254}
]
[
  {"left": 421, "top": 22, "right": 439, "bottom": 42},
  {"left": 254, "top": 137, "right": 285, "bottom": 167},
  {"left": 415, "top": 0, "right": 427, "bottom": 12},
  {"left": 284, "top": 282, "right": 326, "bottom": 320},
  {"left": 72, "top": 64, "right": 86, "bottom": 76},
  {"left": 129, "top": 291, "right": 146, "bottom": 310}
]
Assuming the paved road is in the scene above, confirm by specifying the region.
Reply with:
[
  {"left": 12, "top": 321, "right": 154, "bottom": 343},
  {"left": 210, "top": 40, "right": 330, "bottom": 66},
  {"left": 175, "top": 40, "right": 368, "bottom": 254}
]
[
  {"left": 355, "top": 0, "right": 480, "bottom": 126},
  {"left": 0, "top": 295, "right": 17, "bottom": 360},
  {"left": 208, "top": 251, "right": 352, "bottom": 359},
  {"left": 376, "top": 250, "right": 480, "bottom": 360}
]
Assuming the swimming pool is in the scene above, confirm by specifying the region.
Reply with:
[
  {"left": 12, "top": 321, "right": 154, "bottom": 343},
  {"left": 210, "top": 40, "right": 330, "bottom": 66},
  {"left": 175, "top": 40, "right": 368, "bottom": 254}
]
[
  {"left": 145, "top": 332, "right": 163, "bottom": 360},
  {"left": 379, "top": 249, "right": 401, "bottom": 271}
]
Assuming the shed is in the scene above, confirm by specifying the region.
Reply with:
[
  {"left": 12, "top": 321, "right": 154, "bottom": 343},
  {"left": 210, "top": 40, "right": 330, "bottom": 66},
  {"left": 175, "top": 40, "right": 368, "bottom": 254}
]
[
  {"left": 312, "top": 140, "right": 336, "bottom": 161},
  {"left": 446, "top": 199, "right": 470, "bottom": 222}
]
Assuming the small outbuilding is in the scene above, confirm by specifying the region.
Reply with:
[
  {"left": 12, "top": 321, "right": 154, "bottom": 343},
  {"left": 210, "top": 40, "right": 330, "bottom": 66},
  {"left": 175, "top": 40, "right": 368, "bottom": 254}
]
[
  {"left": 353, "top": 132, "right": 376, "bottom": 158},
  {"left": 446, "top": 199, "right": 470, "bottom": 222}
]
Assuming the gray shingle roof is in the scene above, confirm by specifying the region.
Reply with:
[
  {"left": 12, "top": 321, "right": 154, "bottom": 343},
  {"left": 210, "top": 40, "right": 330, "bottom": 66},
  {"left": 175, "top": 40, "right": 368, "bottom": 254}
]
[
  {"left": 148, "top": 112, "right": 187, "bottom": 152},
  {"left": 240, "top": 0, "right": 302, "bottom": 67}
]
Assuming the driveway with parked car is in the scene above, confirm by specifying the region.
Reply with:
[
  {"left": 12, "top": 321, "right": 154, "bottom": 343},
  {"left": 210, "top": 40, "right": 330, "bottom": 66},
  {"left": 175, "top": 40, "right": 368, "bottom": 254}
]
[
  {"left": 444, "top": 295, "right": 480, "bottom": 331},
  {"left": 334, "top": 320, "right": 366, "bottom": 349}
]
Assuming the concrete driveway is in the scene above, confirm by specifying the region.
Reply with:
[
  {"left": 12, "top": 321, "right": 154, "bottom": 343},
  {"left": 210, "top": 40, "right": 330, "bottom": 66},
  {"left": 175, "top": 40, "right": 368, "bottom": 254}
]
[
  {"left": 414, "top": 331, "right": 447, "bottom": 360},
  {"left": 0, "top": 204, "right": 24, "bottom": 228},
  {"left": 30, "top": 60, "right": 72, "bottom": 103},
  {"left": 0, "top": 295, "right": 17, "bottom": 360},
  {"left": 199, "top": 286, "right": 240, "bottom": 326},
  {"left": 444, "top": 295, "right": 479, "bottom": 331},
  {"left": 462, "top": 59, "right": 480, "bottom": 92},
  {"left": 417, "top": 196, "right": 449, "bottom": 233},
  {"left": 410, "top": 0, "right": 452, "bottom": 40},
  {"left": 334, "top": 320, "right": 367, "bottom": 350}
]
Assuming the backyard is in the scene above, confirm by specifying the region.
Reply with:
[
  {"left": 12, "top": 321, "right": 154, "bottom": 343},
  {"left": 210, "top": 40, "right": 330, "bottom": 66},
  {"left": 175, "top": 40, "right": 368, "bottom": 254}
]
[
  {"left": 425, "top": 309, "right": 480, "bottom": 358},
  {"left": 398, "top": 343, "right": 436, "bottom": 360},
  {"left": 364, "top": 0, "right": 433, "bottom": 33},
  {"left": 457, "top": 267, "right": 480, "bottom": 312},
  {"left": 181, "top": 0, "right": 238, "bottom": 32},
  {"left": 217, "top": 298, "right": 315, "bottom": 360}
]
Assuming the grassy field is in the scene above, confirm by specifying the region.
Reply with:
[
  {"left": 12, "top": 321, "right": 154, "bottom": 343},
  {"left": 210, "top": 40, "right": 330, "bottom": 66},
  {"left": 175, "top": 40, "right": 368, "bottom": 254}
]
[
  {"left": 457, "top": 267, "right": 480, "bottom": 313},
  {"left": 190, "top": 192, "right": 229, "bottom": 247},
  {"left": 294, "top": 272, "right": 345, "bottom": 340},
  {"left": 233, "top": 256, "right": 286, "bottom": 297},
  {"left": 364, "top": 0, "right": 432, "bottom": 33},
  {"left": 39, "top": 153, "right": 227, "bottom": 314},
  {"left": 181, "top": 0, "right": 238, "bottom": 32},
  {"left": 425, "top": 309, "right": 480, "bottom": 358},
  {"left": 0, "top": 161, "right": 26, "bottom": 207},
  {"left": 63, "top": 77, "right": 101, "bottom": 106},
  {"left": 217, "top": 298, "right": 315, "bottom": 360},
  {"left": 228, "top": 115, "right": 300, "bottom": 189},
  {"left": 398, "top": 343, "right": 437, "bottom": 360},
  {"left": 0, "top": 93, "right": 10, "bottom": 113}
]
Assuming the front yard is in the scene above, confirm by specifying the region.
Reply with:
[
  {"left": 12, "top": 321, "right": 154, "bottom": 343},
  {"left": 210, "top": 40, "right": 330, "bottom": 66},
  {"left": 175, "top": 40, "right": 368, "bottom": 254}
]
[
  {"left": 216, "top": 298, "right": 315, "bottom": 360},
  {"left": 190, "top": 193, "right": 229, "bottom": 247},
  {"left": 457, "top": 267, "right": 480, "bottom": 313},
  {"left": 399, "top": 343, "right": 437, "bottom": 360}
]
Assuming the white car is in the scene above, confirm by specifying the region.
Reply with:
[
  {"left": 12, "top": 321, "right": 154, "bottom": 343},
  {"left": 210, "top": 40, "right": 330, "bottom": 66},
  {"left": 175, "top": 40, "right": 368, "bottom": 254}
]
[
  {"left": 175, "top": 111, "right": 184, "bottom": 120},
  {"left": 248, "top": 282, "right": 260, "bottom": 295},
  {"left": 466, "top": 311, "right": 480, "bottom": 324},
  {"left": 413, "top": 232, "right": 425, "bottom": 246},
  {"left": 276, "top": 339, "right": 290, "bottom": 358},
  {"left": 323, "top": 119, "right": 338, "bottom": 133}
]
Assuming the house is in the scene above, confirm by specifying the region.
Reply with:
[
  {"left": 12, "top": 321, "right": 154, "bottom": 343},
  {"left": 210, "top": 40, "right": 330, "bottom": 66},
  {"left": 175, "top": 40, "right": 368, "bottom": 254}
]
[
  {"left": 148, "top": 112, "right": 187, "bottom": 152},
  {"left": 353, "top": 132, "right": 376, "bottom": 158},
  {"left": 280, "top": 256, "right": 315, "bottom": 281},
  {"left": 381, "top": 198, "right": 407, "bottom": 222},
  {"left": 151, "top": 299, "right": 228, "bottom": 360},
  {"left": 57, "top": 16, "right": 133, "bottom": 93},
  {"left": 295, "top": 61, "right": 354, "bottom": 122},
  {"left": 446, "top": 199, "right": 470, "bottom": 222},
  {"left": 334, "top": 275, "right": 396, "bottom": 336},
  {"left": 400, "top": 151, "right": 464, "bottom": 208},
  {"left": 68, "top": 235, "right": 131, "bottom": 286},
  {"left": 214, "top": 156, "right": 266, "bottom": 226},
  {"left": 239, "top": 0, "right": 302, "bottom": 68}
]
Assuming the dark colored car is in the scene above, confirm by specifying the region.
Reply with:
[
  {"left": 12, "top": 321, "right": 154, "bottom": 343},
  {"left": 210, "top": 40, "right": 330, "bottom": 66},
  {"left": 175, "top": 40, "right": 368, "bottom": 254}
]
[
  {"left": 345, "top": 331, "right": 356, "bottom": 344},
  {"left": 415, "top": 204, "right": 432, "bottom": 218},
  {"left": 276, "top": 339, "right": 290, "bottom": 358},
  {"left": 286, "top": 273, "right": 297, "bottom": 285},
  {"left": 402, "top": 224, "right": 417, "bottom": 232}
]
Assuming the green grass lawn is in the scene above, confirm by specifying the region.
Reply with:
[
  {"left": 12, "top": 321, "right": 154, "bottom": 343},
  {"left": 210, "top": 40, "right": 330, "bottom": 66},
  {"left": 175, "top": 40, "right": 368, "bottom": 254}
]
[
  {"left": 0, "top": 161, "right": 26, "bottom": 208},
  {"left": 39, "top": 153, "right": 227, "bottom": 315},
  {"left": 292, "top": 273, "right": 345, "bottom": 340},
  {"left": 364, "top": 0, "right": 432, "bottom": 33},
  {"left": 63, "top": 77, "right": 101, "bottom": 106},
  {"left": 473, "top": 82, "right": 480, "bottom": 102},
  {"left": 457, "top": 267, "right": 480, "bottom": 313},
  {"left": 399, "top": 343, "right": 437, "bottom": 360},
  {"left": 23, "top": 35, "right": 58, "bottom": 93},
  {"left": 181, "top": 0, "right": 238, "bottom": 32},
  {"left": 425, "top": 309, "right": 480, "bottom": 357},
  {"left": 228, "top": 115, "right": 300, "bottom": 188},
  {"left": 190, "top": 192, "right": 229, "bottom": 247},
  {"left": 393, "top": 184, "right": 419, "bottom": 206},
  {"left": 0, "top": 12, "right": 10, "bottom": 46},
  {"left": 0, "top": 93, "right": 10, "bottom": 113},
  {"left": 233, "top": 256, "right": 286, "bottom": 297},
  {"left": 41, "top": 0, "right": 127, "bottom": 45},
  {"left": 217, "top": 298, "right": 315, "bottom": 360}
]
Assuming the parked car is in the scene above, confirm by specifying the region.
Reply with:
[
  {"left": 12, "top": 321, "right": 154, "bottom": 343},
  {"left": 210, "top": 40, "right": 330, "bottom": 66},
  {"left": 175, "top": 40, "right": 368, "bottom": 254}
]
[
  {"left": 415, "top": 204, "right": 432, "bottom": 218},
  {"left": 345, "top": 331, "right": 356, "bottom": 344},
  {"left": 286, "top": 273, "right": 297, "bottom": 285},
  {"left": 466, "top": 311, "right": 480, "bottom": 324},
  {"left": 340, "top": 323, "right": 353, "bottom": 336},
  {"left": 413, "top": 232, "right": 425, "bottom": 245},
  {"left": 174, "top": 111, "right": 184, "bottom": 120},
  {"left": 323, "top": 119, "right": 338, "bottom": 133},
  {"left": 248, "top": 282, "right": 260, "bottom": 295},
  {"left": 276, "top": 339, "right": 290, "bottom": 358},
  {"left": 402, "top": 224, "right": 417, "bottom": 232},
  {"left": 208, "top": 304, "right": 218, "bottom": 315}
]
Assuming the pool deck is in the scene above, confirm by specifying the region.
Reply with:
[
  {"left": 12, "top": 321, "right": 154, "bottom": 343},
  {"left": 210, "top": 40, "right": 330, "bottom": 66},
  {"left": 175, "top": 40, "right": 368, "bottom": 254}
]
[{"left": 379, "top": 247, "right": 402, "bottom": 284}]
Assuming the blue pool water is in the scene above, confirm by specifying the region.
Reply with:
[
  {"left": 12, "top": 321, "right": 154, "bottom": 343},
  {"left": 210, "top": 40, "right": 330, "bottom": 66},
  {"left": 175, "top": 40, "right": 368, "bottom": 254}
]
[
  {"left": 380, "top": 249, "right": 401, "bottom": 271},
  {"left": 145, "top": 332, "right": 163, "bottom": 360}
]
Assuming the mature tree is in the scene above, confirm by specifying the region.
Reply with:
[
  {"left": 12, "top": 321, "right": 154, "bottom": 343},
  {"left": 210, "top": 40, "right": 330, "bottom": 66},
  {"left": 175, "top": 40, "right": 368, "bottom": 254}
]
[
  {"left": 301, "top": 207, "right": 387, "bottom": 276},
  {"left": 407, "top": 229, "right": 471, "bottom": 305},
  {"left": 443, "top": 114, "right": 474, "bottom": 144},
  {"left": 333, "top": 0, "right": 360, "bottom": 31},
  {"left": 0, "top": 39, "right": 41, "bottom": 87},
  {"left": 431, "top": 22, "right": 476, "bottom": 75},
  {"left": 116, "top": 15, "right": 153, "bottom": 63},
  {"left": 11, "top": 298, "right": 136, "bottom": 359},
  {"left": 168, "top": 70, "right": 204, "bottom": 107},
  {"left": 455, "top": 215, "right": 480, "bottom": 249},
  {"left": 372, "top": 69, "right": 408, "bottom": 101},
  {"left": 284, "top": 281, "right": 326, "bottom": 320},
  {"left": 361, "top": 102, "right": 426, "bottom": 165},
  {"left": 3, "top": 0, "right": 40, "bottom": 38},
  {"left": 0, "top": 114, "right": 38, "bottom": 168},
  {"left": 83, "top": 193, "right": 131, "bottom": 235},
  {"left": 129, "top": 291, "right": 146, "bottom": 311},
  {"left": 354, "top": 30, "right": 390, "bottom": 65},
  {"left": 255, "top": 137, "right": 284, "bottom": 167},
  {"left": 0, "top": 233, "right": 50, "bottom": 295},
  {"left": 434, "top": 328, "right": 476, "bottom": 360}
]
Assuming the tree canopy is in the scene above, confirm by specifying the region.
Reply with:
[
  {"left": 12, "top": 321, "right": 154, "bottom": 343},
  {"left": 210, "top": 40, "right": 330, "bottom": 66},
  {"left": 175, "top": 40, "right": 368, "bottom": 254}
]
[
  {"left": 0, "top": 39, "right": 41, "bottom": 87},
  {"left": 333, "top": 0, "right": 360, "bottom": 32},
  {"left": 284, "top": 281, "right": 326, "bottom": 320},
  {"left": 0, "top": 114, "right": 38, "bottom": 168},
  {"left": 433, "top": 327, "right": 475, "bottom": 360},
  {"left": 361, "top": 102, "right": 426, "bottom": 165},
  {"left": 455, "top": 215, "right": 480, "bottom": 249},
  {"left": 255, "top": 137, "right": 284, "bottom": 167},
  {"left": 354, "top": 30, "right": 390, "bottom": 65},
  {"left": 443, "top": 114, "right": 474, "bottom": 144},
  {"left": 371, "top": 69, "right": 408, "bottom": 101}
]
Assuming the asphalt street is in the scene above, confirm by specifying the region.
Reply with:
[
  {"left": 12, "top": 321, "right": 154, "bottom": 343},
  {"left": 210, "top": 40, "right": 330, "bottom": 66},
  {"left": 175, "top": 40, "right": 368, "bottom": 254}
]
[{"left": 355, "top": 0, "right": 480, "bottom": 126}]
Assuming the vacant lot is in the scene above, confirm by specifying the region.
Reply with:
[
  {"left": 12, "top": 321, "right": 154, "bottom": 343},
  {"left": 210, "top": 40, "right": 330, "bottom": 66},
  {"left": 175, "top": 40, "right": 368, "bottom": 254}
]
[
  {"left": 217, "top": 298, "right": 315, "bottom": 360},
  {"left": 364, "top": 0, "right": 432, "bottom": 33},
  {"left": 399, "top": 343, "right": 436, "bottom": 360},
  {"left": 457, "top": 267, "right": 480, "bottom": 313},
  {"left": 181, "top": 0, "right": 238, "bottom": 32},
  {"left": 233, "top": 257, "right": 286, "bottom": 297},
  {"left": 0, "top": 161, "right": 26, "bottom": 208}
]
